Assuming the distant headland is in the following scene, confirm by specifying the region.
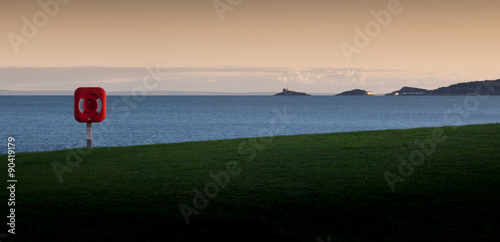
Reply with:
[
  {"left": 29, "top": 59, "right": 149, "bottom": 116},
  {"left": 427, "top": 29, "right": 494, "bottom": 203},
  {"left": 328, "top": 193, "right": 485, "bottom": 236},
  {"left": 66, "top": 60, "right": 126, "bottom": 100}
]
[
  {"left": 274, "top": 88, "right": 311, "bottom": 96},
  {"left": 336, "top": 79, "right": 500, "bottom": 96}
]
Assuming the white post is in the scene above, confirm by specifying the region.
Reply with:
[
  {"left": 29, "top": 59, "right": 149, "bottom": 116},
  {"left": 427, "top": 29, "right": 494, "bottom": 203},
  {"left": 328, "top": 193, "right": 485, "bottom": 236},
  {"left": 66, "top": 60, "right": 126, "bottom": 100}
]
[{"left": 87, "top": 122, "right": 92, "bottom": 149}]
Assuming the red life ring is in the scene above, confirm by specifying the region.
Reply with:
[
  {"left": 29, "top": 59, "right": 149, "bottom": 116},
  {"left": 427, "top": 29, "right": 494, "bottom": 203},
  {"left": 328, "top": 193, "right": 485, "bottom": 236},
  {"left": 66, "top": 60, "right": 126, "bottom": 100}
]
[{"left": 74, "top": 87, "right": 106, "bottom": 123}]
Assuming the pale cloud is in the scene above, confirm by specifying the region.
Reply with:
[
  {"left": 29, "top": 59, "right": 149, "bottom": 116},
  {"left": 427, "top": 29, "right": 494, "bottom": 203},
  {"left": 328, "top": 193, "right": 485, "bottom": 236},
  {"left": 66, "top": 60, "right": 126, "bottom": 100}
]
[
  {"left": 6, "top": 83, "right": 43, "bottom": 87},
  {"left": 344, "top": 70, "right": 355, "bottom": 77},
  {"left": 278, "top": 76, "right": 288, "bottom": 83},
  {"left": 279, "top": 71, "right": 314, "bottom": 84},
  {"left": 322, "top": 69, "right": 368, "bottom": 86},
  {"left": 342, "top": 70, "right": 367, "bottom": 83},
  {"left": 84, "top": 78, "right": 138, "bottom": 84}
]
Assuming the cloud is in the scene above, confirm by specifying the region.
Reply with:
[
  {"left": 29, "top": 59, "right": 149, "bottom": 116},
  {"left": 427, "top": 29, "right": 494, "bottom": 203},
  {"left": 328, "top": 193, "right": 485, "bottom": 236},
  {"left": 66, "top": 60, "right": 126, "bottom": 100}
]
[
  {"left": 6, "top": 83, "right": 43, "bottom": 87},
  {"left": 343, "top": 70, "right": 367, "bottom": 83},
  {"left": 84, "top": 78, "right": 138, "bottom": 84},
  {"left": 278, "top": 71, "right": 314, "bottom": 84},
  {"left": 278, "top": 76, "right": 288, "bottom": 83},
  {"left": 323, "top": 69, "right": 367, "bottom": 85},
  {"left": 344, "top": 70, "right": 355, "bottom": 77}
]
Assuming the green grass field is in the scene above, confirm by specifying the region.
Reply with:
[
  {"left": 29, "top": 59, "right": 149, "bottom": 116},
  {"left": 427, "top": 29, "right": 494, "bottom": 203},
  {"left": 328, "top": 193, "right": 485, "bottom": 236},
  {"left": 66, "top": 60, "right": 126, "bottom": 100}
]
[{"left": 2, "top": 124, "right": 500, "bottom": 241}]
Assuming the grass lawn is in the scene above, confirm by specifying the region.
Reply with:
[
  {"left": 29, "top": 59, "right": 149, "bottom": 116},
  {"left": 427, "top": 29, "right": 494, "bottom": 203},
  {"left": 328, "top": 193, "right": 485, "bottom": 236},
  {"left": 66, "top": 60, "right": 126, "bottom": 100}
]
[{"left": 2, "top": 124, "right": 500, "bottom": 241}]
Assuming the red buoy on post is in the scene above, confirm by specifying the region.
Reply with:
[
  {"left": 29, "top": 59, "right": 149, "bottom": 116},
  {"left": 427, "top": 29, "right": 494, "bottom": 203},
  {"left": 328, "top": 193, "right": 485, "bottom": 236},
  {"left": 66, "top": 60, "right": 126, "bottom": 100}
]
[{"left": 74, "top": 87, "right": 106, "bottom": 149}]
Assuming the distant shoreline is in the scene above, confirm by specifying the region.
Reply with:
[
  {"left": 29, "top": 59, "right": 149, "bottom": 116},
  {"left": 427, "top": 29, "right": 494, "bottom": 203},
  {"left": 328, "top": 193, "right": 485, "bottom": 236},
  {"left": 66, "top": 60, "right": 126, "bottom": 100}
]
[
  {"left": 1, "top": 79, "right": 499, "bottom": 96},
  {"left": 336, "top": 79, "right": 500, "bottom": 96}
]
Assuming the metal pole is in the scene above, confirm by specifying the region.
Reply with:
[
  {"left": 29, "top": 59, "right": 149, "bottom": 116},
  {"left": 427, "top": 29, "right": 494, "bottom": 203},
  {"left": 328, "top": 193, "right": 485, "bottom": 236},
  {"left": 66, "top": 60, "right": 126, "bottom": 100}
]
[{"left": 87, "top": 122, "right": 92, "bottom": 149}]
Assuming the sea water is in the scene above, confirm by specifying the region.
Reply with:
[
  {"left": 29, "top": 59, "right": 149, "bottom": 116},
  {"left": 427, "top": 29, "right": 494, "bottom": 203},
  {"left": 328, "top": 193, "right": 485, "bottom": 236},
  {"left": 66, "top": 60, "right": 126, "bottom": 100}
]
[{"left": 1, "top": 95, "right": 499, "bottom": 153}]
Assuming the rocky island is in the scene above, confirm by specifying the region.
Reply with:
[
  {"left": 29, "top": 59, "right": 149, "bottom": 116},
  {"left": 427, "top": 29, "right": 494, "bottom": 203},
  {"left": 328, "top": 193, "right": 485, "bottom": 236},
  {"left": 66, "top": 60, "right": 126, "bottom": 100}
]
[
  {"left": 386, "top": 87, "right": 428, "bottom": 96},
  {"left": 274, "top": 88, "right": 311, "bottom": 96},
  {"left": 335, "top": 89, "right": 373, "bottom": 96}
]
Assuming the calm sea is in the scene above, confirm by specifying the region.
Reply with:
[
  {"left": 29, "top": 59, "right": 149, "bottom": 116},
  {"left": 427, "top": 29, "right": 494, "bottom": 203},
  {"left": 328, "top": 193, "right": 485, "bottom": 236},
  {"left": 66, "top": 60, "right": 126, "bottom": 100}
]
[{"left": 1, "top": 95, "right": 499, "bottom": 154}]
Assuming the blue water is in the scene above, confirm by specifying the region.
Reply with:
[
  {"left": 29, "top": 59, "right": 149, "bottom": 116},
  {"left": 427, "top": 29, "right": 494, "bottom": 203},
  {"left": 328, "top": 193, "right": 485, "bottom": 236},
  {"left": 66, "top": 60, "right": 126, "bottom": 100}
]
[{"left": 1, "top": 95, "right": 500, "bottom": 154}]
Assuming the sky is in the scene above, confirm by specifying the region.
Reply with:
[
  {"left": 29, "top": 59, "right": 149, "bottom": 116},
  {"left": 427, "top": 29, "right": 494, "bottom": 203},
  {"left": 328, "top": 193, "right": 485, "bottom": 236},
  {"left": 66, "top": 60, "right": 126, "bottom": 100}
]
[{"left": 1, "top": 0, "right": 499, "bottom": 94}]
